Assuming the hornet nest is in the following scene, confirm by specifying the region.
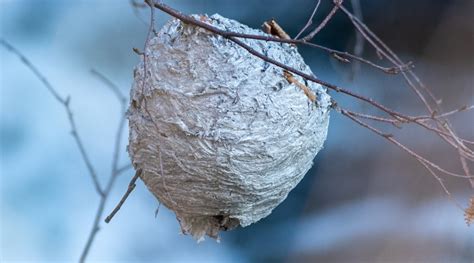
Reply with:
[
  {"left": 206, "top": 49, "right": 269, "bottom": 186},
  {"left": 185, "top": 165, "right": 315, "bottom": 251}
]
[{"left": 128, "top": 14, "right": 331, "bottom": 241}]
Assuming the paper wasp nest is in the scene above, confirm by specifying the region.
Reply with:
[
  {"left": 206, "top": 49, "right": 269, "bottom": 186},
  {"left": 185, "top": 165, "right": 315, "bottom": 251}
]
[{"left": 128, "top": 14, "right": 331, "bottom": 241}]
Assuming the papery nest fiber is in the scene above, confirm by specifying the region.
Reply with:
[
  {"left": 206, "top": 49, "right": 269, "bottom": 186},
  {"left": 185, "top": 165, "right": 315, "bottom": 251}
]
[{"left": 128, "top": 14, "right": 331, "bottom": 241}]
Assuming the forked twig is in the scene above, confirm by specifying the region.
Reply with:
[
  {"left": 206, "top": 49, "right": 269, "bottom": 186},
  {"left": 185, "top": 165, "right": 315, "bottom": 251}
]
[
  {"left": 295, "top": 0, "right": 321, "bottom": 39},
  {"left": 80, "top": 70, "right": 128, "bottom": 263},
  {"left": 0, "top": 39, "right": 104, "bottom": 196},
  {"left": 301, "top": 0, "right": 343, "bottom": 41}
]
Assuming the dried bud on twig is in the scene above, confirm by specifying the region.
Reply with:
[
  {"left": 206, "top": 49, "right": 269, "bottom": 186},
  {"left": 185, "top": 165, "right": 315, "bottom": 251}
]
[
  {"left": 262, "top": 19, "right": 291, "bottom": 40},
  {"left": 465, "top": 197, "right": 474, "bottom": 226}
]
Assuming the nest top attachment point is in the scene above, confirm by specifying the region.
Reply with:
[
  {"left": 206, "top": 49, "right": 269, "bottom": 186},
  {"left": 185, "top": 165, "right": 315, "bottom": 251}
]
[{"left": 128, "top": 14, "right": 331, "bottom": 241}]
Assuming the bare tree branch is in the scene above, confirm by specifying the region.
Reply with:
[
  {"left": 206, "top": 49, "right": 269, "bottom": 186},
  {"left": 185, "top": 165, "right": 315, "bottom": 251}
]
[
  {"left": 0, "top": 38, "right": 134, "bottom": 261},
  {"left": 337, "top": 3, "right": 474, "bottom": 187},
  {"left": 150, "top": 2, "right": 418, "bottom": 121}
]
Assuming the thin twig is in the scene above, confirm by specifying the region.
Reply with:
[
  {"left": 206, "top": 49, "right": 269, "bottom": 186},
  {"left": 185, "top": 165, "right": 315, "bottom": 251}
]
[
  {"left": 105, "top": 169, "right": 142, "bottom": 223},
  {"left": 349, "top": 0, "right": 364, "bottom": 79},
  {"left": 129, "top": 0, "right": 149, "bottom": 26},
  {"left": 347, "top": 109, "right": 474, "bottom": 151},
  {"left": 0, "top": 38, "right": 104, "bottom": 197},
  {"left": 302, "top": 0, "right": 343, "bottom": 41},
  {"left": 343, "top": 109, "right": 402, "bottom": 128},
  {"left": 90, "top": 69, "right": 127, "bottom": 103},
  {"left": 414, "top": 105, "right": 474, "bottom": 121},
  {"left": 116, "top": 164, "right": 133, "bottom": 175},
  {"left": 295, "top": 0, "right": 321, "bottom": 39}
]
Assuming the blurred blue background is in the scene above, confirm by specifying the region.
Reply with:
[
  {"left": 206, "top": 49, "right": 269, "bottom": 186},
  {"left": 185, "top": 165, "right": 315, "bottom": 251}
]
[{"left": 1, "top": 0, "right": 473, "bottom": 262}]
